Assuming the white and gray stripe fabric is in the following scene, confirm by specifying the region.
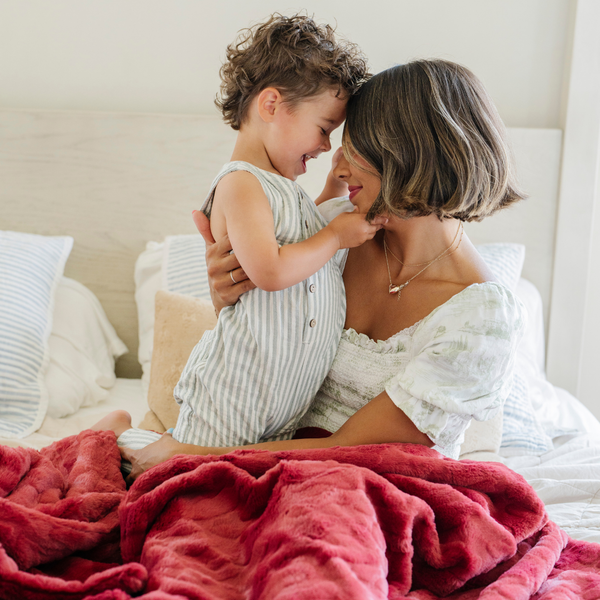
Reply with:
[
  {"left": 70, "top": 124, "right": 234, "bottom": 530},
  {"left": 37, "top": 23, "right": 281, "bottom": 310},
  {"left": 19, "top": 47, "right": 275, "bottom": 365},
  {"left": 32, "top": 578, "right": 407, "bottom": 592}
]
[
  {"left": 163, "top": 234, "right": 212, "bottom": 301},
  {"left": 117, "top": 428, "right": 162, "bottom": 474},
  {"left": 171, "top": 161, "right": 346, "bottom": 447},
  {"left": 0, "top": 231, "right": 73, "bottom": 438},
  {"left": 500, "top": 366, "right": 555, "bottom": 456}
]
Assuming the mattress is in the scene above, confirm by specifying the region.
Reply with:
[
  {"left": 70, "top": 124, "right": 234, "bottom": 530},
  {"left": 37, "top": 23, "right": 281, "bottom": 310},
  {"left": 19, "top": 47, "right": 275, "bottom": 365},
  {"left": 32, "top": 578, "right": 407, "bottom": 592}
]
[{"left": 0, "top": 378, "right": 147, "bottom": 450}]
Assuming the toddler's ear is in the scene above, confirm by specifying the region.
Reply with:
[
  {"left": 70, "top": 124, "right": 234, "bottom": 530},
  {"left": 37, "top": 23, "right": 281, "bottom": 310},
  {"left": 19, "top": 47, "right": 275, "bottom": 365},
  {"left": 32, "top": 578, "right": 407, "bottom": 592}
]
[{"left": 257, "top": 87, "right": 283, "bottom": 123}]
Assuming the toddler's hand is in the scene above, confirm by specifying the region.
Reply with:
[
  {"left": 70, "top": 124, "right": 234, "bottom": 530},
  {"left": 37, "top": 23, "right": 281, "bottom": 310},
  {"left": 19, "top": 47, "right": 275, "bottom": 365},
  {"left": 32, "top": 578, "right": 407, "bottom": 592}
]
[{"left": 328, "top": 208, "right": 388, "bottom": 249}]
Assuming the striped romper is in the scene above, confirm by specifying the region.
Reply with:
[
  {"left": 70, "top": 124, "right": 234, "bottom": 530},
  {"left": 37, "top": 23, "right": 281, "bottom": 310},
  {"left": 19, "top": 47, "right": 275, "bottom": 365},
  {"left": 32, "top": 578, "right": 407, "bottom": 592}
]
[{"left": 118, "top": 161, "right": 346, "bottom": 455}]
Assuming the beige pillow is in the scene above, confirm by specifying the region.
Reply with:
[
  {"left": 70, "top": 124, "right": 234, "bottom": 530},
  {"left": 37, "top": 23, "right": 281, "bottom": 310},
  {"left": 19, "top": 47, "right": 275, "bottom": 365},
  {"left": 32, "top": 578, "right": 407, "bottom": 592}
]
[{"left": 138, "top": 290, "right": 217, "bottom": 432}]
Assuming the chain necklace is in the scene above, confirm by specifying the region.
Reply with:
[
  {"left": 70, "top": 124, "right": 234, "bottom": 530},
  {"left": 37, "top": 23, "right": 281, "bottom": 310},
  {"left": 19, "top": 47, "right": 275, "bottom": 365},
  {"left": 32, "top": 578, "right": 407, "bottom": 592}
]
[
  {"left": 385, "top": 239, "right": 440, "bottom": 267},
  {"left": 384, "top": 222, "right": 464, "bottom": 299}
]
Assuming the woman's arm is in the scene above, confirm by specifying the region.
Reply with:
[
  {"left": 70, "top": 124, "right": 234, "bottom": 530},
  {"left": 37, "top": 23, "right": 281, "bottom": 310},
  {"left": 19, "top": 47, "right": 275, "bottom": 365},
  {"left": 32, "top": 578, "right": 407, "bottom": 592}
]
[{"left": 120, "top": 391, "right": 432, "bottom": 482}]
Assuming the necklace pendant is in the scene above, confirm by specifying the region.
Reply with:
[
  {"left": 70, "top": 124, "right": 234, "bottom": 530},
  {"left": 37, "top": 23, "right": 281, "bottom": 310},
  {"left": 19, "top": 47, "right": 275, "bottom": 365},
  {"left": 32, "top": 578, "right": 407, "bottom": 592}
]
[{"left": 389, "top": 282, "right": 408, "bottom": 297}]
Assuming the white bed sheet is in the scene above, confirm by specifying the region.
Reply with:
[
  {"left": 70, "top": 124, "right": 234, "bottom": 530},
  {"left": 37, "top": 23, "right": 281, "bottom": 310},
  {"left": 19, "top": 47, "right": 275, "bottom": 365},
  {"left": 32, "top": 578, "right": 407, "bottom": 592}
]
[
  {"left": 505, "top": 389, "right": 600, "bottom": 543},
  {"left": 508, "top": 433, "right": 600, "bottom": 543},
  {"left": 0, "top": 378, "right": 147, "bottom": 450}
]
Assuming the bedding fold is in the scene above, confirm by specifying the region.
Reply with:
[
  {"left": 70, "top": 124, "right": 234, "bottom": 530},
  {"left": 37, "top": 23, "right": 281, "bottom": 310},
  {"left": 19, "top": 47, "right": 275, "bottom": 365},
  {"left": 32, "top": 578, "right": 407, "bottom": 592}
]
[
  {"left": 0, "top": 431, "right": 146, "bottom": 599},
  {"left": 1, "top": 433, "right": 600, "bottom": 599}
]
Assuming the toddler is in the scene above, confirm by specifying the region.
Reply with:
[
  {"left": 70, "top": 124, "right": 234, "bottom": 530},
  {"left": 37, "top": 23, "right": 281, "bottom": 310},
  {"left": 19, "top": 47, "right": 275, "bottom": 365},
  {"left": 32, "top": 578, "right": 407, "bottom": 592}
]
[{"left": 101, "top": 14, "right": 381, "bottom": 463}]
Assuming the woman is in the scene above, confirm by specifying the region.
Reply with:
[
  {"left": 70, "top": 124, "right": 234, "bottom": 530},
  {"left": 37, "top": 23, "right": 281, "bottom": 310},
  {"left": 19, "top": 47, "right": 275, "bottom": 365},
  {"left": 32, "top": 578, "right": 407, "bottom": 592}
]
[{"left": 120, "top": 59, "right": 525, "bottom": 480}]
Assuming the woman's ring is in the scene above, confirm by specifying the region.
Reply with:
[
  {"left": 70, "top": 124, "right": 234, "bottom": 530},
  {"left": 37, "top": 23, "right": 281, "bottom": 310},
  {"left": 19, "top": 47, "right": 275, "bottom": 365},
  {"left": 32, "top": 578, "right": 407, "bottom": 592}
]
[{"left": 230, "top": 271, "right": 237, "bottom": 285}]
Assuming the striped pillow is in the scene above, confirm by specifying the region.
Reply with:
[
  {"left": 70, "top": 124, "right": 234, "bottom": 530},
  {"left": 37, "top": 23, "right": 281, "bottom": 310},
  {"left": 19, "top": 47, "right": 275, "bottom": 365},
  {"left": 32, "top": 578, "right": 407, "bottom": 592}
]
[
  {"left": 499, "top": 366, "right": 554, "bottom": 456},
  {"left": 163, "top": 234, "right": 211, "bottom": 299},
  {"left": 0, "top": 231, "right": 73, "bottom": 438}
]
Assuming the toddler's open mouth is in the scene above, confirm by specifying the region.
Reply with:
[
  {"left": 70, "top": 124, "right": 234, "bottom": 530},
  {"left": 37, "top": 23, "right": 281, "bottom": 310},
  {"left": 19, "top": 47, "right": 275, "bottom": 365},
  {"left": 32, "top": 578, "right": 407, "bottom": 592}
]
[{"left": 301, "top": 154, "right": 317, "bottom": 172}]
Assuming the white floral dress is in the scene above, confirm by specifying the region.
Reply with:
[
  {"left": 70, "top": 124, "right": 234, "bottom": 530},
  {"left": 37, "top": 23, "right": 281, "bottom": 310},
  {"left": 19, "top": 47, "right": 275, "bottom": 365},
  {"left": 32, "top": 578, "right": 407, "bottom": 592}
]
[{"left": 298, "top": 281, "right": 525, "bottom": 459}]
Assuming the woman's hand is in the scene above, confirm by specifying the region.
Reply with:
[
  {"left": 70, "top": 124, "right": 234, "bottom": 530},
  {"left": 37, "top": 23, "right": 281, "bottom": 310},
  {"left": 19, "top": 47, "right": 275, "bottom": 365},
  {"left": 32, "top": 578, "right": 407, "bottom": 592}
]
[
  {"left": 120, "top": 433, "right": 183, "bottom": 483},
  {"left": 192, "top": 210, "right": 256, "bottom": 313}
]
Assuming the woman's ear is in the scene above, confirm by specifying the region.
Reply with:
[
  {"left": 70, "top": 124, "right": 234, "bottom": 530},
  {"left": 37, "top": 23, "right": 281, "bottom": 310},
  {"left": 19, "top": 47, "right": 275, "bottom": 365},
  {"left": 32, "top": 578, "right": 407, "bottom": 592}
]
[{"left": 256, "top": 87, "right": 283, "bottom": 123}]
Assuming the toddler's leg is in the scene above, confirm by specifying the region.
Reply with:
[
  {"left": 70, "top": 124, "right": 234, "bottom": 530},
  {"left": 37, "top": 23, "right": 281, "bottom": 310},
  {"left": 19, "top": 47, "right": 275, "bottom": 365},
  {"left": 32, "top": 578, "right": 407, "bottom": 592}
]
[
  {"left": 91, "top": 410, "right": 162, "bottom": 475},
  {"left": 116, "top": 428, "right": 163, "bottom": 475},
  {"left": 91, "top": 409, "right": 133, "bottom": 438}
]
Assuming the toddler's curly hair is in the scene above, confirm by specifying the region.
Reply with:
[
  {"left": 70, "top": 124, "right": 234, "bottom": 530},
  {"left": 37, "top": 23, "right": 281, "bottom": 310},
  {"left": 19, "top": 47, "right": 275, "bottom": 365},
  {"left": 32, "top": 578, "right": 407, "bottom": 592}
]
[{"left": 216, "top": 14, "right": 370, "bottom": 130}]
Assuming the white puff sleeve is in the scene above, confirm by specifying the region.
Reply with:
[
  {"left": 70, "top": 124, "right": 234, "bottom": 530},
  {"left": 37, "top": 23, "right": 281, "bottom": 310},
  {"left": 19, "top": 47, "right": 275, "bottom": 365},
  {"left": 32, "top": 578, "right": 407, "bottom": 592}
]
[{"left": 385, "top": 283, "right": 525, "bottom": 458}]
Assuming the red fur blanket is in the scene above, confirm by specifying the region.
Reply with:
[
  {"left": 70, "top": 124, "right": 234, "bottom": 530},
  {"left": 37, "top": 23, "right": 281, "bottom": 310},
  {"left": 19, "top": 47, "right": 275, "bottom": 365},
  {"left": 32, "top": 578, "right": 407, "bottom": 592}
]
[{"left": 1, "top": 430, "right": 599, "bottom": 599}]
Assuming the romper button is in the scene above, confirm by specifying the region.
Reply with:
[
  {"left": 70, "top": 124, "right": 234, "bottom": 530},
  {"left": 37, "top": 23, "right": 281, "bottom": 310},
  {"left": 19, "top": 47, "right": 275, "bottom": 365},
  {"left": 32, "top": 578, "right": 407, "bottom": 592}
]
[
  {"left": 305, "top": 220, "right": 309, "bottom": 229},
  {"left": 309, "top": 284, "right": 316, "bottom": 293},
  {"left": 309, "top": 319, "right": 316, "bottom": 328}
]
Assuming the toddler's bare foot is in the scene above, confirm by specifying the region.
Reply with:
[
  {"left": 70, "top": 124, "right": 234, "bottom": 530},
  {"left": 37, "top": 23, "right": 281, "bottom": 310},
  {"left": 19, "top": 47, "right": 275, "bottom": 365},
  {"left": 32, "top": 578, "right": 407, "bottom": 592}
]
[{"left": 91, "top": 410, "right": 132, "bottom": 438}]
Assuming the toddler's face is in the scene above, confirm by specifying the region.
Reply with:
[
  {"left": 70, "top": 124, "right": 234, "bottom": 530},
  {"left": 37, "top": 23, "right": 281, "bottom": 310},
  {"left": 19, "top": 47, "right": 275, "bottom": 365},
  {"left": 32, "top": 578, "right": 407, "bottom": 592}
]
[{"left": 270, "top": 88, "right": 347, "bottom": 180}]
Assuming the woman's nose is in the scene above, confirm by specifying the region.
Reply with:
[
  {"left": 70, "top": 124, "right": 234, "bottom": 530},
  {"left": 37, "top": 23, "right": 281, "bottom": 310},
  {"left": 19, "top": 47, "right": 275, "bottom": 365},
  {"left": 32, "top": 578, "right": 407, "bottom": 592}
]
[{"left": 333, "top": 152, "right": 350, "bottom": 179}]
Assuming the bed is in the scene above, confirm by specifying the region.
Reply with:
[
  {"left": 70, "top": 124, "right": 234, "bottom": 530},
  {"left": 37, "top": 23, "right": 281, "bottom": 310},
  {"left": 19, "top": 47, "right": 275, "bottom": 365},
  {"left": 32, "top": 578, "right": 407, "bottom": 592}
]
[{"left": 2, "top": 108, "right": 600, "bottom": 599}]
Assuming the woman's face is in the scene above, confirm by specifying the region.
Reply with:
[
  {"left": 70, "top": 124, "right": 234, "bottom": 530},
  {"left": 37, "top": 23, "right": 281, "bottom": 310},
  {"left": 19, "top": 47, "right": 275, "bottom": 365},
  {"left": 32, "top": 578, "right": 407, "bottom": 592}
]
[{"left": 333, "top": 150, "right": 381, "bottom": 215}]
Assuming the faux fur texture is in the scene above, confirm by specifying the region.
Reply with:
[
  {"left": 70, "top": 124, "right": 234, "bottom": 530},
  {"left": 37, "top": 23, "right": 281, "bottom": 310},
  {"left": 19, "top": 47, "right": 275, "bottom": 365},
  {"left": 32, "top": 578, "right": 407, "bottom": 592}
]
[
  {"left": 1, "top": 432, "right": 600, "bottom": 599},
  {"left": 0, "top": 431, "right": 146, "bottom": 599}
]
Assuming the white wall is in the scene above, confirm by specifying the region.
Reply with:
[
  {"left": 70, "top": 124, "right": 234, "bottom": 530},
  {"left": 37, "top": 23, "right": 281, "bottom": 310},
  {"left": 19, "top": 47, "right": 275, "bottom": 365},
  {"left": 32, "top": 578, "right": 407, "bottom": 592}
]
[
  {"left": 545, "top": 0, "right": 600, "bottom": 417},
  {"left": 7, "top": 0, "right": 600, "bottom": 413},
  {"left": 580, "top": 163, "right": 600, "bottom": 413},
  {"left": 0, "top": 0, "right": 572, "bottom": 128}
]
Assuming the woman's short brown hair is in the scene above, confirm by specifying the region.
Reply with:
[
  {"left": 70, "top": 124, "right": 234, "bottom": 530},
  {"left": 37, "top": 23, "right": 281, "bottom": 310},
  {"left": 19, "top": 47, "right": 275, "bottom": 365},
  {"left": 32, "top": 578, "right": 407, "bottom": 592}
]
[
  {"left": 343, "top": 60, "right": 526, "bottom": 222},
  {"left": 216, "top": 13, "right": 370, "bottom": 130}
]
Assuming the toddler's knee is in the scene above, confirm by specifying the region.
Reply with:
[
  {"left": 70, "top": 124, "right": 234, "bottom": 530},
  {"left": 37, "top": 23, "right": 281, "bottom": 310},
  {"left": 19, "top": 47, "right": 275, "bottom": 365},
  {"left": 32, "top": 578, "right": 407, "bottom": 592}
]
[{"left": 113, "top": 409, "right": 132, "bottom": 423}]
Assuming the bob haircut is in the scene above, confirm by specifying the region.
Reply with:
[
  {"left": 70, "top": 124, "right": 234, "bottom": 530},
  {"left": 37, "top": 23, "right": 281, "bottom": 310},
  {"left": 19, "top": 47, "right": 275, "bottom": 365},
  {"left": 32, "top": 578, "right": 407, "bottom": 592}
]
[
  {"left": 216, "top": 13, "right": 370, "bottom": 130},
  {"left": 343, "top": 60, "right": 526, "bottom": 222}
]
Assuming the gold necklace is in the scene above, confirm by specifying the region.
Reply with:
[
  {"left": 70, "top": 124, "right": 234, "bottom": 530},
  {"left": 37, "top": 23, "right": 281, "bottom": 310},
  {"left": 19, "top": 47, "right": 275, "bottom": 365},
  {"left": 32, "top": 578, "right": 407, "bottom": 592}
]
[
  {"left": 384, "top": 239, "right": 438, "bottom": 267},
  {"left": 384, "top": 222, "right": 464, "bottom": 299}
]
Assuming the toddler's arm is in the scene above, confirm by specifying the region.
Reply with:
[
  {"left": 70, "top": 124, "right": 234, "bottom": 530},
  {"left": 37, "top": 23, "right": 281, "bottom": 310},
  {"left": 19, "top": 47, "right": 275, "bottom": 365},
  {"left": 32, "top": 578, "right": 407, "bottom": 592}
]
[{"left": 211, "top": 171, "right": 385, "bottom": 292}]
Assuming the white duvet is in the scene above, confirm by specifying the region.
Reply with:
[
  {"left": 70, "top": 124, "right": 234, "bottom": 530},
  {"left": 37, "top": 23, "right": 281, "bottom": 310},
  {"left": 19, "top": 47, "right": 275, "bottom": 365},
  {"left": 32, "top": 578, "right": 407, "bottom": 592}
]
[{"left": 506, "top": 390, "right": 600, "bottom": 543}]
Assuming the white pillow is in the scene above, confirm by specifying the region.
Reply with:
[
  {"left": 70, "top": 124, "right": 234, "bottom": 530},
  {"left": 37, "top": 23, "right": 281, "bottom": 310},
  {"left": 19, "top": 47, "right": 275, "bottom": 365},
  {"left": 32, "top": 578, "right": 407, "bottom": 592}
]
[
  {"left": 135, "top": 236, "right": 212, "bottom": 397},
  {"left": 513, "top": 278, "right": 546, "bottom": 375},
  {"left": 45, "top": 278, "right": 128, "bottom": 418},
  {"left": 499, "top": 278, "right": 566, "bottom": 456},
  {"left": 476, "top": 243, "right": 525, "bottom": 292},
  {"left": 135, "top": 241, "right": 167, "bottom": 398},
  {"left": 0, "top": 231, "right": 72, "bottom": 438},
  {"left": 459, "top": 277, "right": 549, "bottom": 459}
]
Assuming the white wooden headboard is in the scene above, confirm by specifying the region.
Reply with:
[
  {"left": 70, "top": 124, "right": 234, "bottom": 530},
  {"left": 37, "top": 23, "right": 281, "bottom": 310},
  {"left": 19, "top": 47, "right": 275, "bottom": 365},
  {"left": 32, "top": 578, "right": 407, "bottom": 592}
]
[{"left": 0, "top": 109, "right": 562, "bottom": 378}]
